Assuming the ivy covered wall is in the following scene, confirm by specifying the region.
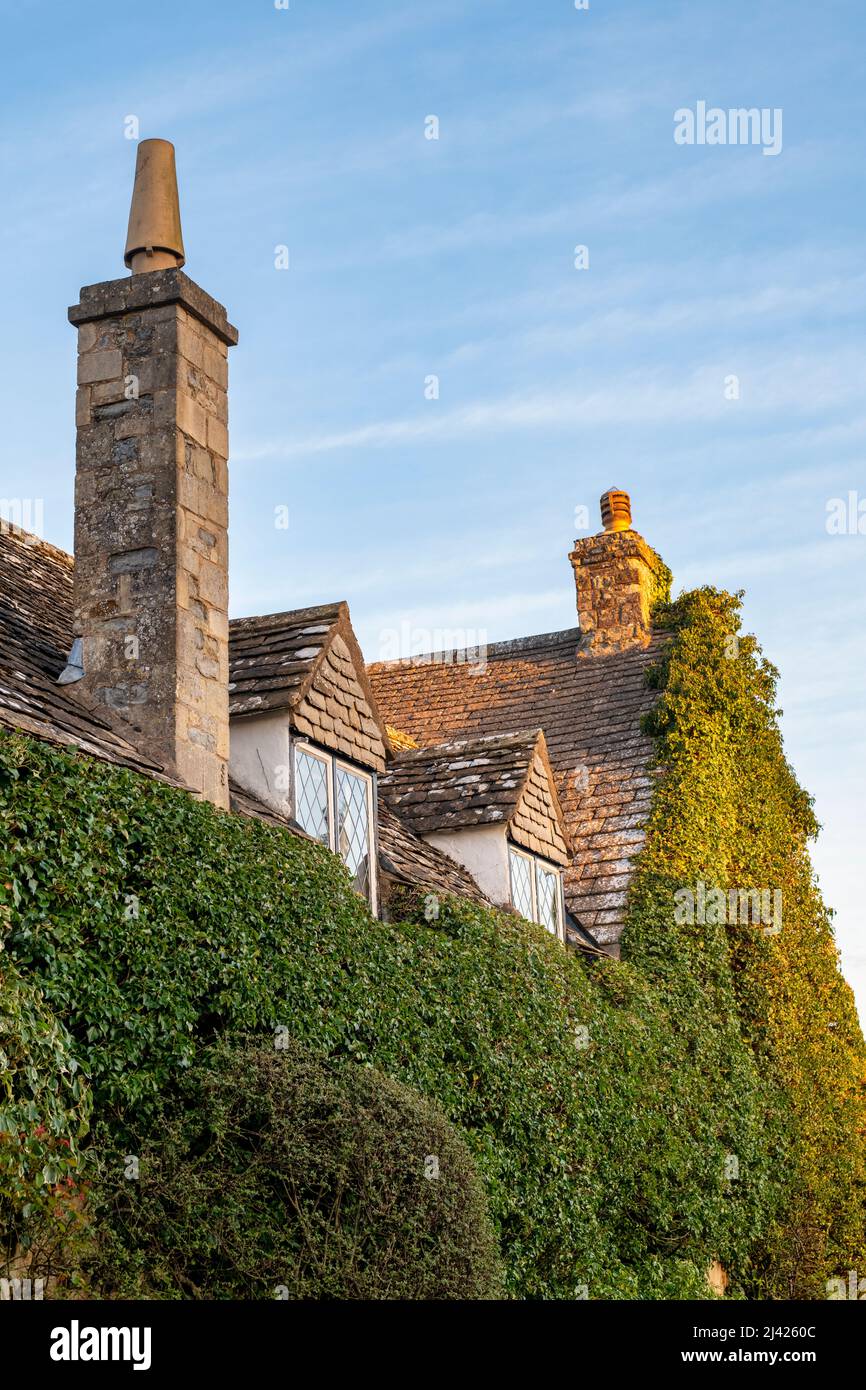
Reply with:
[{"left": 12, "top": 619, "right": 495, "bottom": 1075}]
[
  {"left": 0, "top": 586, "right": 862, "bottom": 1298},
  {"left": 627, "top": 587, "right": 866, "bottom": 1296}
]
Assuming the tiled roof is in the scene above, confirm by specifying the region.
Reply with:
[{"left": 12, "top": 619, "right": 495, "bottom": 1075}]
[
  {"left": 377, "top": 804, "right": 489, "bottom": 904},
  {"left": 380, "top": 728, "right": 568, "bottom": 865},
  {"left": 368, "top": 628, "right": 664, "bottom": 948},
  {"left": 0, "top": 524, "right": 173, "bottom": 779},
  {"left": 228, "top": 603, "right": 345, "bottom": 717}
]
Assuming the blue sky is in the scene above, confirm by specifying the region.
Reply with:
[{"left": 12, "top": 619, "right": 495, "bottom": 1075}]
[{"left": 1, "top": 0, "right": 864, "bottom": 1018}]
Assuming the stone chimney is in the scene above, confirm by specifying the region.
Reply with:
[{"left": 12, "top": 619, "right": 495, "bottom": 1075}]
[
  {"left": 66, "top": 140, "right": 238, "bottom": 808},
  {"left": 569, "top": 488, "right": 670, "bottom": 654}
]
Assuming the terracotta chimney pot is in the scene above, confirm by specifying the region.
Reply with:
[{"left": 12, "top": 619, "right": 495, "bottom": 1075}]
[
  {"left": 600, "top": 486, "right": 632, "bottom": 533},
  {"left": 124, "top": 139, "right": 186, "bottom": 274}
]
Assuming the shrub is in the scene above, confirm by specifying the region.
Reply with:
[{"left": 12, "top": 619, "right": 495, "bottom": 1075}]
[
  {"left": 0, "top": 730, "right": 778, "bottom": 1298},
  {"left": 83, "top": 1038, "right": 503, "bottom": 1300}
]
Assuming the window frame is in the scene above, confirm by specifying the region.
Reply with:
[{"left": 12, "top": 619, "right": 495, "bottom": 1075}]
[
  {"left": 508, "top": 843, "right": 535, "bottom": 921},
  {"left": 292, "top": 739, "right": 378, "bottom": 915},
  {"left": 333, "top": 756, "right": 377, "bottom": 916},
  {"left": 508, "top": 843, "right": 564, "bottom": 940},
  {"left": 535, "top": 859, "right": 564, "bottom": 940}
]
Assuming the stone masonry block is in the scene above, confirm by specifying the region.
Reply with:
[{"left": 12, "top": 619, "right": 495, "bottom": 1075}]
[
  {"left": 176, "top": 391, "right": 209, "bottom": 448},
  {"left": 77, "top": 349, "right": 123, "bottom": 385},
  {"left": 206, "top": 414, "right": 228, "bottom": 458}
]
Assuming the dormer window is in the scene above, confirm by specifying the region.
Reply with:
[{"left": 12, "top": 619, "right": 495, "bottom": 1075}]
[
  {"left": 379, "top": 728, "right": 570, "bottom": 941},
  {"left": 294, "top": 741, "right": 376, "bottom": 911},
  {"left": 228, "top": 601, "right": 389, "bottom": 917},
  {"left": 508, "top": 845, "right": 564, "bottom": 937}
]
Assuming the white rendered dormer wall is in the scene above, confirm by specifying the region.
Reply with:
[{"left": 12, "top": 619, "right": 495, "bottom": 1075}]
[
  {"left": 425, "top": 824, "right": 511, "bottom": 907},
  {"left": 423, "top": 823, "right": 565, "bottom": 941},
  {"left": 231, "top": 711, "right": 291, "bottom": 818}
]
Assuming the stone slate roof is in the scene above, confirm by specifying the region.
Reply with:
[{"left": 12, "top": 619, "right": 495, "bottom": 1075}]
[
  {"left": 229, "top": 602, "right": 390, "bottom": 772},
  {"left": 380, "top": 728, "right": 568, "bottom": 864},
  {"left": 0, "top": 523, "right": 478, "bottom": 909},
  {"left": 228, "top": 778, "right": 299, "bottom": 828},
  {"left": 0, "top": 523, "right": 172, "bottom": 779},
  {"left": 228, "top": 603, "right": 345, "bottom": 717},
  {"left": 377, "top": 804, "right": 489, "bottom": 903},
  {"left": 369, "top": 628, "right": 664, "bottom": 949},
  {"left": 382, "top": 729, "right": 537, "bottom": 832}
]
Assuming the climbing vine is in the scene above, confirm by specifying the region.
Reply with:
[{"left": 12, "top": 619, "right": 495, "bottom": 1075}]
[
  {"left": 0, "top": 585, "right": 862, "bottom": 1299},
  {"left": 627, "top": 587, "right": 866, "bottom": 1297}
]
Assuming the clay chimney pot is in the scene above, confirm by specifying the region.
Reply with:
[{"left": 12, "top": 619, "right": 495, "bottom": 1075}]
[
  {"left": 600, "top": 487, "right": 632, "bottom": 533},
  {"left": 124, "top": 139, "right": 186, "bottom": 274}
]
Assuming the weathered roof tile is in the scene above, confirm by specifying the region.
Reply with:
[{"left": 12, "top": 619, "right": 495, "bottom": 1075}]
[
  {"left": 0, "top": 524, "right": 176, "bottom": 780},
  {"left": 380, "top": 727, "right": 569, "bottom": 867},
  {"left": 369, "top": 627, "right": 663, "bottom": 947}
]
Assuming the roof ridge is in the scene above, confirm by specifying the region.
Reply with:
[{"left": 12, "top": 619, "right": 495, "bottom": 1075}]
[
  {"left": 389, "top": 727, "right": 542, "bottom": 761},
  {"left": 230, "top": 600, "right": 346, "bottom": 631},
  {"left": 367, "top": 626, "right": 581, "bottom": 669}
]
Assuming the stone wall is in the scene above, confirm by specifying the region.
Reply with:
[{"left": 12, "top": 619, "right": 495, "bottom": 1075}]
[
  {"left": 69, "top": 270, "right": 237, "bottom": 807},
  {"left": 569, "top": 529, "right": 670, "bottom": 654}
]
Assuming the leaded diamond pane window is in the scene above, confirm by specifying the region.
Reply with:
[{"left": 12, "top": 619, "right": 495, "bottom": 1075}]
[
  {"left": 509, "top": 844, "right": 563, "bottom": 939},
  {"left": 292, "top": 741, "right": 376, "bottom": 912},
  {"left": 336, "top": 765, "right": 371, "bottom": 901},
  {"left": 294, "top": 747, "right": 330, "bottom": 845},
  {"left": 509, "top": 849, "right": 533, "bottom": 920},
  {"left": 536, "top": 864, "right": 560, "bottom": 936}
]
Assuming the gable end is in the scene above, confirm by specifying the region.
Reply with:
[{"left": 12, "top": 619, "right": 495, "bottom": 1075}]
[
  {"left": 510, "top": 748, "right": 569, "bottom": 866},
  {"left": 293, "top": 629, "right": 387, "bottom": 772}
]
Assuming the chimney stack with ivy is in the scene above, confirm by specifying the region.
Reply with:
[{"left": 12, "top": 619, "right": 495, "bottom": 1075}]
[
  {"left": 65, "top": 139, "right": 237, "bottom": 807},
  {"left": 569, "top": 488, "right": 670, "bottom": 654}
]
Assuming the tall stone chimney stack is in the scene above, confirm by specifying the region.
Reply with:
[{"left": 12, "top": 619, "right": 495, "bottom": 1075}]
[
  {"left": 569, "top": 488, "right": 670, "bottom": 654},
  {"left": 66, "top": 139, "right": 237, "bottom": 808}
]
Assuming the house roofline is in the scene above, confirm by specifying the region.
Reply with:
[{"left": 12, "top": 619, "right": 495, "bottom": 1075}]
[{"left": 368, "top": 626, "right": 581, "bottom": 670}]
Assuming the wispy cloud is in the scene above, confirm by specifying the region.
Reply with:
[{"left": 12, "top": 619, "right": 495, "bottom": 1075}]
[
  {"left": 235, "top": 346, "right": 866, "bottom": 461},
  {"left": 318, "top": 141, "right": 820, "bottom": 271},
  {"left": 355, "top": 588, "right": 572, "bottom": 659},
  {"left": 440, "top": 272, "right": 866, "bottom": 366}
]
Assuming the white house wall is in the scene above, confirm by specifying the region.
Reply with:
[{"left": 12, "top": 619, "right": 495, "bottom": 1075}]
[
  {"left": 230, "top": 713, "right": 291, "bottom": 818},
  {"left": 424, "top": 823, "right": 511, "bottom": 906}
]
